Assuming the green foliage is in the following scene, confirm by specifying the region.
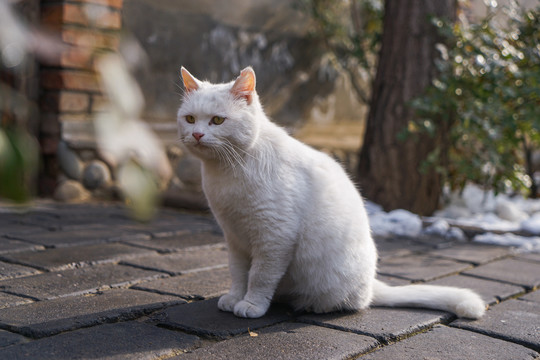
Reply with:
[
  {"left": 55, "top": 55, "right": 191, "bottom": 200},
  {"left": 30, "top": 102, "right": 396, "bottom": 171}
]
[
  {"left": 410, "top": 3, "right": 540, "bottom": 196},
  {"left": 0, "top": 127, "right": 38, "bottom": 203},
  {"left": 297, "top": 0, "right": 383, "bottom": 103}
]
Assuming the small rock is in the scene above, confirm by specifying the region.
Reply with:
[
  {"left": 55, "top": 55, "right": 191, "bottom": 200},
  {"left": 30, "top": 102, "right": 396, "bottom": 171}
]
[
  {"left": 82, "top": 160, "right": 111, "bottom": 189},
  {"left": 57, "top": 141, "right": 83, "bottom": 181},
  {"left": 54, "top": 180, "right": 91, "bottom": 202}
]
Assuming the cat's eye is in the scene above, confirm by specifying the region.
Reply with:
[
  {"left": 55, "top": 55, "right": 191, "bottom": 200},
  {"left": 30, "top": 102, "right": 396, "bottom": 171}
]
[
  {"left": 211, "top": 116, "right": 226, "bottom": 125},
  {"left": 185, "top": 115, "right": 195, "bottom": 124}
]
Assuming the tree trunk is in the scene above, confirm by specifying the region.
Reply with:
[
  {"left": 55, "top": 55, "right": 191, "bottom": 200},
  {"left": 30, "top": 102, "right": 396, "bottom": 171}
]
[{"left": 357, "top": 0, "right": 456, "bottom": 216}]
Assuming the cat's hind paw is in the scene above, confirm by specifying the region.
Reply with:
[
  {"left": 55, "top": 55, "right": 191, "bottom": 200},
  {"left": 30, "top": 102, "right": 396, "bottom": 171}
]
[
  {"left": 218, "top": 294, "right": 242, "bottom": 312},
  {"left": 233, "top": 300, "right": 268, "bottom": 318}
]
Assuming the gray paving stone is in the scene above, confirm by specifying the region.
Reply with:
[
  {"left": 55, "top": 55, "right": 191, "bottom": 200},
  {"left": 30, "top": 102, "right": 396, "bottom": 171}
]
[
  {"left": 0, "top": 329, "right": 27, "bottom": 348},
  {"left": 124, "top": 232, "right": 225, "bottom": 253},
  {"left": 375, "top": 275, "right": 411, "bottom": 286},
  {"left": 374, "top": 237, "right": 431, "bottom": 259},
  {"left": 123, "top": 214, "right": 221, "bottom": 238},
  {"left": 362, "top": 324, "right": 539, "bottom": 360},
  {"left": 452, "top": 299, "right": 540, "bottom": 351},
  {"left": 299, "top": 306, "right": 452, "bottom": 343},
  {"left": 0, "top": 261, "right": 40, "bottom": 280},
  {"left": 463, "top": 258, "right": 540, "bottom": 289},
  {"left": 377, "top": 254, "right": 472, "bottom": 281},
  {"left": 0, "top": 321, "right": 200, "bottom": 359},
  {"left": 1, "top": 243, "right": 156, "bottom": 271},
  {"left": 427, "top": 274, "right": 524, "bottom": 305},
  {"left": 0, "top": 238, "right": 44, "bottom": 254},
  {"left": 155, "top": 297, "right": 294, "bottom": 339},
  {"left": 6, "top": 226, "right": 150, "bottom": 248},
  {"left": 0, "top": 289, "right": 185, "bottom": 338},
  {"left": 0, "top": 292, "right": 33, "bottom": 308},
  {"left": 133, "top": 267, "right": 231, "bottom": 300},
  {"left": 177, "top": 322, "right": 379, "bottom": 360},
  {"left": 517, "top": 252, "right": 540, "bottom": 263},
  {"left": 122, "top": 245, "right": 229, "bottom": 275},
  {"left": 0, "top": 263, "right": 164, "bottom": 300},
  {"left": 429, "top": 243, "right": 511, "bottom": 265},
  {"left": 519, "top": 289, "right": 540, "bottom": 303}
]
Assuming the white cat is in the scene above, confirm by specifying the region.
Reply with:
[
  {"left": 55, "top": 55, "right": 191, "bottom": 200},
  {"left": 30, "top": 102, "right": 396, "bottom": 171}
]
[{"left": 177, "top": 66, "right": 486, "bottom": 320}]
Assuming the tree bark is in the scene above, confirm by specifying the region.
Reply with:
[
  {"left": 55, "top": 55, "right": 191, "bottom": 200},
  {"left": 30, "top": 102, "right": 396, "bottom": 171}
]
[{"left": 357, "top": 0, "right": 456, "bottom": 216}]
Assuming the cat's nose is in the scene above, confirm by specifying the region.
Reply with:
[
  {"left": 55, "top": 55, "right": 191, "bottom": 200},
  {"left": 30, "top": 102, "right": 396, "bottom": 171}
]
[{"left": 192, "top": 132, "right": 204, "bottom": 141}]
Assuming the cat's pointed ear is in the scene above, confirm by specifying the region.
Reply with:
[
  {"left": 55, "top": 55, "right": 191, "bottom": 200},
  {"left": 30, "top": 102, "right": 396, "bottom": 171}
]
[
  {"left": 181, "top": 67, "right": 201, "bottom": 94},
  {"left": 231, "top": 67, "right": 256, "bottom": 104}
]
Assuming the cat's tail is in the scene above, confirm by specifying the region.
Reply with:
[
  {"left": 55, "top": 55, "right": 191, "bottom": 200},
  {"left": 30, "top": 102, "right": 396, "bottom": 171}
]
[{"left": 371, "top": 279, "right": 486, "bottom": 319}]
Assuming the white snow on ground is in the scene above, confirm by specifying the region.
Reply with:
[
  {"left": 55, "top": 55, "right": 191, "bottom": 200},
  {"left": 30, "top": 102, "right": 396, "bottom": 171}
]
[
  {"left": 474, "top": 233, "right": 540, "bottom": 253},
  {"left": 367, "top": 183, "right": 540, "bottom": 253}
]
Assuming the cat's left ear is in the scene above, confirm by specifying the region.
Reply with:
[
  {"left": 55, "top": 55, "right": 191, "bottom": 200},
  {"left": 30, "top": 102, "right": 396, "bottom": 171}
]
[
  {"left": 231, "top": 67, "right": 256, "bottom": 105},
  {"left": 181, "top": 67, "right": 201, "bottom": 94}
]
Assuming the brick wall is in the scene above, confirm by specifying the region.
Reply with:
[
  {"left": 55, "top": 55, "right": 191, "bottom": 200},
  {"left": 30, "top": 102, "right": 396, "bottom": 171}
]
[{"left": 39, "top": 0, "right": 122, "bottom": 195}]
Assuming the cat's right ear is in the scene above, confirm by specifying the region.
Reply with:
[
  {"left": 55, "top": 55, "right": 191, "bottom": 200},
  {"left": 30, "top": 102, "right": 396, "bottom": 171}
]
[{"left": 181, "top": 67, "right": 201, "bottom": 94}]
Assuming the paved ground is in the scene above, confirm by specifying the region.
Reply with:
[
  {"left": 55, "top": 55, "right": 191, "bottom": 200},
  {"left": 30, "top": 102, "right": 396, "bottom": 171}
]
[{"left": 0, "top": 201, "right": 538, "bottom": 359}]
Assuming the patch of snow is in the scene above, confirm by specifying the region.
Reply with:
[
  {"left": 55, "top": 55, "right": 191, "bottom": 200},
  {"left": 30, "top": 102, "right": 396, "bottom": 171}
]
[
  {"left": 495, "top": 197, "right": 528, "bottom": 222},
  {"left": 367, "top": 182, "right": 540, "bottom": 252},
  {"left": 369, "top": 209, "right": 422, "bottom": 238},
  {"left": 454, "top": 213, "right": 521, "bottom": 232},
  {"left": 521, "top": 212, "right": 540, "bottom": 235},
  {"left": 364, "top": 200, "right": 383, "bottom": 215},
  {"left": 423, "top": 219, "right": 450, "bottom": 236},
  {"left": 474, "top": 232, "right": 540, "bottom": 253}
]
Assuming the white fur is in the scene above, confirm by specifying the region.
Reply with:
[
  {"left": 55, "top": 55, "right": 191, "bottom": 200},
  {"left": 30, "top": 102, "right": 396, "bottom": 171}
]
[{"left": 177, "top": 67, "right": 486, "bottom": 320}]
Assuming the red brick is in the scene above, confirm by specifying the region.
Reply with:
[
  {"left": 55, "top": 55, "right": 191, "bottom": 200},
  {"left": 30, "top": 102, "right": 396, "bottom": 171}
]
[
  {"left": 60, "top": 47, "right": 95, "bottom": 69},
  {"left": 41, "top": 0, "right": 123, "bottom": 10},
  {"left": 42, "top": 3, "right": 121, "bottom": 29},
  {"left": 41, "top": 70, "right": 101, "bottom": 92},
  {"left": 62, "top": 28, "right": 120, "bottom": 50},
  {"left": 90, "top": 94, "right": 109, "bottom": 112},
  {"left": 41, "top": 91, "right": 90, "bottom": 113}
]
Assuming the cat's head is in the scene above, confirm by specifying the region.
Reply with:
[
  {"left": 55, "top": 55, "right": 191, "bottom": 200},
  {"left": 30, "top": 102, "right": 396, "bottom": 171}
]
[{"left": 177, "top": 67, "right": 263, "bottom": 162}]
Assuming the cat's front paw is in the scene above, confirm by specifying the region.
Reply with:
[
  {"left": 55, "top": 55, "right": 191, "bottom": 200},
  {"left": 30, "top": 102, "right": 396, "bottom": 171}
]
[
  {"left": 233, "top": 300, "right": 268, "bottom": 318},
  {"left": 218, "top": 294, "right": 242, "bottom": 312}
]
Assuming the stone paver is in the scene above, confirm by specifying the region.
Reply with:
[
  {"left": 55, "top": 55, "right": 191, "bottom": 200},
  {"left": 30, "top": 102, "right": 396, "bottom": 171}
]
[
  {"left": 123, "top": 215, "right": 221, "bottom": 238},
  {"left": 176, "top": 322, "right": 379, "bottom": 360},
  {"left": 427, "top": 274, "right": 525, "bottom": 305},
  {"left": 6, "top": 226, "right": 150, "bottom": 248},
  {"left": 0, "top": 289, "right": 185, "bottom": 338},
  {"left": 463, "top": 258, "right": 540, "bottom": 289},
  {"left": 0, "top": 239, "right": 44, "bottom": 255},
  {"left": 452, "top": 298, "right": 540, "bottom": 351},
  {"left": 0, "top": 261, "right": 41, "bottom": 280},
  {"left": 0, "top": 329, "right": 27, "bottom": 348},
  {"left": 0, "top": 292, "right": 33, "bottom": 308},
  {"left": 122, "top": 245, "right": 229, "bottom": 275},
  {"left": 133, "top": 267, "right": 231, "bottom": 300},
  {"left": 122, "top": 232, "right": 225, "bottom": 253},
  {"left": 362, "top": 324, "right": 539, "bottom": 359},
  {"left": 1, "top": 201, "right": 539, "bottom": 359},
  {"left": 0, "top": 263, "right": 164, "bottom": 300},
  {"left": 377, "top": 254, "right": 473, "bottom": 281},
  {"left": 374, "top": 237, "right": 431, "bottom": 258},
  {"left": 0, "top": 322, "right": 200, "bottom": 359},
  {"left": 1, "top": 243, "right": 156, "bottom": 271},
  {"left": 299, "top": 307, "right": 452, "bottom": 343},
  {"left": 429, "top": 243, "right": 512, "bottom": 265},
  {"left": 517, "top": 252, "right": 540, "bottom": 263},
  {"left": 155, "top": 297, "right": 294, "bottom": 339},
  {"left": 520, "top": 290, "right": 540, "bottom": 303}
]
